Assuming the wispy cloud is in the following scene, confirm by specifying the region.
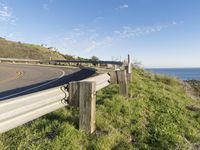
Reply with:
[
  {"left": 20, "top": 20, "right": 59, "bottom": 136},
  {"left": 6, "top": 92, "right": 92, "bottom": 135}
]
[
  {"left": 44, "top": 28, "right": 113, "bottom": 53},
  {"left": 172, "top": 21, "right": 177, "bottom": 25},
  {"left": 119, "top": 4, "right": 129, "bottom": 9},
  {"left": 0, "top": 29, "right": 21, "bottom": 40},
  {"left": 42, "top": 21, "right": 182, "bottom": 55},
  {"left": 114, "top": 21, "right": 182, "bottom": 38},
  {"left": 92, "top": 16, "right": 104, "bottom": 23},
  {"left": 0, "top": 6, "right": 11, "bottom": 17},
  {"left": 63, "top": 28, "right": 113, "bottom": 52},
  {"left": 0, "top": 2, "right": 16, "bottom": 24},
  {"left": 0, "top": 2, "right": 19, "bottom": 39},
  {"left": 42, "top": 0, "right": 54, "bottom": 11},
  {"left": 85, "top": 36, "right": 113, "bottom": 52},
  {"left": 4, "top": 32, "right": 20, "bottom": 39}
]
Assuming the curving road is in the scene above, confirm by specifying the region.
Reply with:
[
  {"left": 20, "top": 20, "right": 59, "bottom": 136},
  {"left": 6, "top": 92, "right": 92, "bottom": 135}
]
[{"left": 0, "top": 63, "right": 95, "bottom": 100}]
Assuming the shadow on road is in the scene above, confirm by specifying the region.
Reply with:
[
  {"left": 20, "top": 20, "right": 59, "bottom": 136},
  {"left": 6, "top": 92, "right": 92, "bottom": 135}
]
[{"left": 0, "top": 68, "right": 96, "bottom": 100}]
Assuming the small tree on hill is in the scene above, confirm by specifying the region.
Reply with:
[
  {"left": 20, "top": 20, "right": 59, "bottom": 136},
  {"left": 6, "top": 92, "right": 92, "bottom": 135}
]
[
  {"left": 91, "top": 56, "right": 99, "bottom": 61},
  {"left": 90, "top": 56, "right": 99, "bottom": 66}
]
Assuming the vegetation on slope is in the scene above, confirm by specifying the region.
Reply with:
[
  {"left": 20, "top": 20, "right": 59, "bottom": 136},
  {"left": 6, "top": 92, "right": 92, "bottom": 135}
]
[
  {"left": 186, "top": 80, "right": 200, "bottom": 99},
  {"left": 0, "top": 67, "right": 200, "bottom": 149},
  {"left": 0, "top": 38, "right": 65, "bottom": 60}
]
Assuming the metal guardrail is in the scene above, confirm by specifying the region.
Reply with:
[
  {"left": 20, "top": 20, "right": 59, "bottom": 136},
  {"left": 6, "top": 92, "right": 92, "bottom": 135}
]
[
  {"left": 50, "top": 60, "right": 123, "bottom": 66},
  {"left": 0, "top": 54, "right": 131, "bottom": 134},
  {"left": 0, "top": 58, "right": 40, "bottom": 63},
  {"left": 0, "top": 87, "right": 68, "bottom": 133},
  {"left": 0, "top": 73, "right": 111, "bottom": 134},
  {"left": 0, "top": 54, "right": 132, "bottom": 134},
  {"left": 0, "top": 58, "right": 123, "bottom": 66},
  {"left": 82, "top": 73, "right": 110, "bottom": 91}
]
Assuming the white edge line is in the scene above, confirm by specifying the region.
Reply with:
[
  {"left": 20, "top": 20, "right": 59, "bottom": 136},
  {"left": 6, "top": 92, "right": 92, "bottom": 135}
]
[{"left": 0, "top": 69, "right": 65, "bottom": 100}]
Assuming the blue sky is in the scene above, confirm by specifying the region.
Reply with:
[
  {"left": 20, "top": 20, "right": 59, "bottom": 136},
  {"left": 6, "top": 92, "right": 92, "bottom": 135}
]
[{"left": 0, "top": 0, "right": 200, "bottom": 67}]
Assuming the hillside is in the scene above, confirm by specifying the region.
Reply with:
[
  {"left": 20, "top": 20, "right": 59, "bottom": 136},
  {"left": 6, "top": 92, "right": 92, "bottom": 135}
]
[
  {"left": 0, "top": 68, "right": 200, "bottom": 149},
  {"left": 0, "top": 38, "right": 65, "bottom": 60}
]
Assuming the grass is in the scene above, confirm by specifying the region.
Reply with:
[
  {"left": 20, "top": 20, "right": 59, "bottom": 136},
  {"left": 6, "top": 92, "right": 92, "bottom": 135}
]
[
  {"left": 0, "top": 39, "right": 65, "bottom": 60},
  {"left": 0, "top": 67, "right": 200, "bottom": 149}
]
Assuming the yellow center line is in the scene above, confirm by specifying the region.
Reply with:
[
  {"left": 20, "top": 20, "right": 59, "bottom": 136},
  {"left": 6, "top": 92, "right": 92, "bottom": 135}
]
[{"left": 0, "top": 71, "right": 24, "bottom": 84}]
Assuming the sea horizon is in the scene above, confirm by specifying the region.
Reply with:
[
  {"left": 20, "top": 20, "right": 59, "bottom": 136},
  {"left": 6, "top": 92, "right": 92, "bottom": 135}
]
[
  {"left": 145, "top": 67, "right": 200, "bottom": 69},
  {"left": 145, "top": 67, "right": 200, "bottom": 80}
]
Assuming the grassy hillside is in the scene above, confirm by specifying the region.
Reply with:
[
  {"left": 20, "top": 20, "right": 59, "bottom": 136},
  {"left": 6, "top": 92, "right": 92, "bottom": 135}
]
[
  {"left": 0, "top": 68, "right": 200, "bottom": 149},
  {"left": 0, "top": 38, "right": 65, "bottom": 60}
]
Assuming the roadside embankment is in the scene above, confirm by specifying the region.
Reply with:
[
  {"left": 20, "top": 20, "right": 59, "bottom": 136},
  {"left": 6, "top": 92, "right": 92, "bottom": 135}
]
[{"left": 0, "top": 67, "right": 200, "bottom": 149}]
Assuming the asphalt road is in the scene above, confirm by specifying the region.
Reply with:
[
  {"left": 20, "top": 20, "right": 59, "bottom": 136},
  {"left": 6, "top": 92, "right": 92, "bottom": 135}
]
[{"left": 0, "top": 63, "right": 95, "bottom": 100}]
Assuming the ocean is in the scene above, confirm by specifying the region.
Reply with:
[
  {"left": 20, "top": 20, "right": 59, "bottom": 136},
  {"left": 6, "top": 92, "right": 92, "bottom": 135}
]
[{"left": 146, "top": 68, "right": 200, "bottom": 80}]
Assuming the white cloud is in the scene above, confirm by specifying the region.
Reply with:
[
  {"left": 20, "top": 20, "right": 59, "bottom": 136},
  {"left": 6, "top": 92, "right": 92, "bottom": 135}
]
[
  {"left": 6, "top": 32, "right": 20, "bottom": 38},
  {"left": 0, "top": 2, "right": 18, "bottom": 39},
  {"left": 114, "top": 26, "right": 162, "bottom": 38},
  {"left": 43, "top": 28, "right": 113, "bottom": 53},
  {"left": 85, "top": 36, "right": 113, "bottom": 52},
  {"left": 0, "top": 6, "right": 11, "bottom": 17},
  {"left": 114, "top": 22, "right": 180, "bottom": 38},
  {"left": 42, "top": 0, "right": 54, "bottom": 11},
  {"left": 119, "top": 4, "right": 129, "bottom": 9},
  {"left": 172, "top": 21, "right": 177, "bottom": 25},
  {"left": 92, "top": 16, "right": 104, "bottom": 23},
  {"left": 0, "top": 2, "right": 16, "bottom": 23},
  {"left": 42, "top": 21, "right": 182, "bottom": 55},
  {"left": 64, "top": 29, "right": 112, "bottom": 52},
  {"left": 0, "top": 30, "right": 21, "bottom": 40}
]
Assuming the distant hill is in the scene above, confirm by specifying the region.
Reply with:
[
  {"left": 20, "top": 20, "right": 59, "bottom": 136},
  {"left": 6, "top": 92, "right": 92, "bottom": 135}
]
[{"left": 0, "top": 38, "right": 66, "bottom": 60}]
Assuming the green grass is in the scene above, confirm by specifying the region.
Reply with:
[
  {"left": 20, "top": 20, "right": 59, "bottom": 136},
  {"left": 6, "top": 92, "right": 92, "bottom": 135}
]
[
  {"left": 0, "top": 67, "right": 200, "bottom": 150},
  {"left": 0, "top": 39, "right": 65, "bottom": 60}
]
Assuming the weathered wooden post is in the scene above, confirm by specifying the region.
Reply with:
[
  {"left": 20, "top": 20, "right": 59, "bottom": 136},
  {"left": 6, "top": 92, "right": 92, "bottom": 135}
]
[
  {"left": 68, "top": 81, "right": 96, "bottom": 133},
  {"left": 109, "top": 71, "right": 118, "bottom": 84},
  {"left": 127, "top": 54, "right": 132, "bottom": 73},
  {"left": 116, "top": 70, "right": 128, "bottom": 97},
  {"left": 68, "top": 82, "right": 79, "bottom": 107},
  {"left": 79, "top": 81, "right": 96, "bottom": 133},
  {"left": 126, "top": 54, "right": 132, "bottom": 82}
]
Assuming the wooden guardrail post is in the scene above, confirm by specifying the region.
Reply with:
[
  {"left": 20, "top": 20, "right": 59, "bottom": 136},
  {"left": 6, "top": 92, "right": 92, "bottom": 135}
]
[
  {"left": 79, "top": 81, "right": 96, "bottom": 133},
  {"left": 125, "top": 54, "right": 132, "bottom": 82},
  {"left": 116, "top": 70, "right": 128, "bottom": 97},
  {"left": 109, "top": 71, "right": 118, "bottom": 84},
  {"left": 68, "top": 82, "right": 79, "bottom": 107},
  {"left": 69, "top": 81, "right": 96, "bottom": 133},
  {"left": 125, "top": 66, "right": 132, "bottom": 82}
]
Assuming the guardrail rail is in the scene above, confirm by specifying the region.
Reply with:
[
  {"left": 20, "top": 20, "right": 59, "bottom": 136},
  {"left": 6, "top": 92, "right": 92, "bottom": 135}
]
[
  {"left": 50, "top": 60, "right": 123, "bottom": 66},
  {"left": 0, "top": 58, "right": 40, "bottom": 63}
]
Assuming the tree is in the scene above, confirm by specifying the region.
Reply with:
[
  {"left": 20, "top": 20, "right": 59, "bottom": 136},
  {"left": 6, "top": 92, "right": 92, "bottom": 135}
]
[
  {"left": 91, "top": 56, "right": 99, "bottom": 61},
  {"left": 90, "top": 56, "right": 99, "bottom": 66}
]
